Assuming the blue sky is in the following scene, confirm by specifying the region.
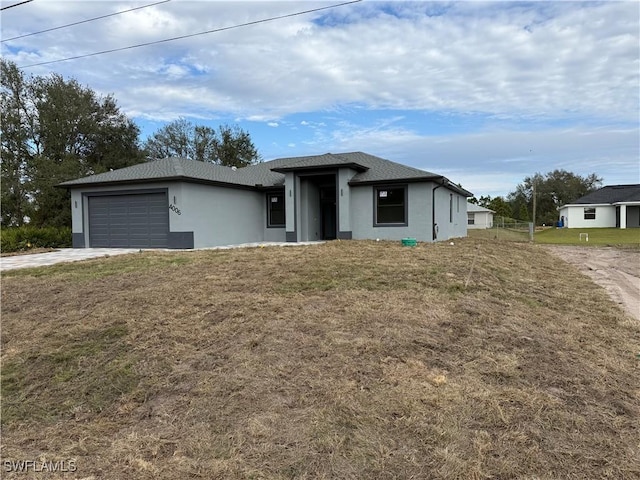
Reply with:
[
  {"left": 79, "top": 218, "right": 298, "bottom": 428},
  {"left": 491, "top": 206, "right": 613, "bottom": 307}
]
[{"left": 2, "top": 0, "right": 638, "bottom": 197}]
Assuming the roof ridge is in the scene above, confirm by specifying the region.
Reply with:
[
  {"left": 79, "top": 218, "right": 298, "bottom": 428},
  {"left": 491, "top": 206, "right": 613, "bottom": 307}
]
[{"left": 172, "top": 157, "right": 186, "bottom": 177}]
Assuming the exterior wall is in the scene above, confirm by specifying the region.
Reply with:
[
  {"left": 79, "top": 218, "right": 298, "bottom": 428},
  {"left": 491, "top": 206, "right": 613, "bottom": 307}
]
[
  {"left": 284, "top": 172, "right": 297, "bottom": 242},
  {"left": 468, "top": 211, "right": 493, "bottom": 229},
  {"left": 338, "top": 168, "right": 357, "bottom": 237},
  {"left": 69, "top": 176, "right": 470, "bottom": 248},
  {"left": 70, "top": 181, "right": 280, "bottom": 248},
  {"left": 563, "top": 204, "right": 616, "bottom": 228},
  {"left": 70, "top": 181, "right": 183, "bottom": 248},
  {"left": 434, "top": 186, "right": 467, "bottom": 240},
  {"left": 179, "top": 182, "right": 264, "bottom": 247},
  {"left": 350, "top": 182, "right": 467, "bottom": 242}
]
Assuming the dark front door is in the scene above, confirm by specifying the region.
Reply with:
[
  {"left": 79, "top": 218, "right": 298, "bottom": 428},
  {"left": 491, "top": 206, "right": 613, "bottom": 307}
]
[
  {"left": 616, "top": 206, "right": 620, "bottom": 228},
  {"left": 320, "top": 186, "right": 337, "bottom": 240}
]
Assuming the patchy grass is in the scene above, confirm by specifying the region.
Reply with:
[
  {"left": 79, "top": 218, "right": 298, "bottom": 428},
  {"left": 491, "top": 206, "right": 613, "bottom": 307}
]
[
  {"left": 468, "top": 227, "right": 531, "bottom": 242},
  {"left": 535, "top": 227, "right": 640, "bottom": 247},
  {"left": 2, "top": 251, "right": 197, "bottom": 281},
  {"left": 2, "top": 239, "right": 639, "bottom": 479}
]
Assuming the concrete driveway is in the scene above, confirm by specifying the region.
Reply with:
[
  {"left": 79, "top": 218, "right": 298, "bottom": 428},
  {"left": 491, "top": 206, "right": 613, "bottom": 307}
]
[
  {"left": 0, "top": 242, "right": 323, "bottom": 271},
  {"left": 1, "top": 248, "right": 140, "bottom": 271}
]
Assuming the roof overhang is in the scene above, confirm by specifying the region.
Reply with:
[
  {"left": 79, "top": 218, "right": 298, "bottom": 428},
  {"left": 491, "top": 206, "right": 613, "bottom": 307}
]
[
  {"left": 349, "top": 176, "right": 473, "bottom": 197},
  {"left": 560, "top": 203, "right": 617, "bottom": 208},
  {"left": 56, "top": 176, "right": 269, "bottom": 192}
]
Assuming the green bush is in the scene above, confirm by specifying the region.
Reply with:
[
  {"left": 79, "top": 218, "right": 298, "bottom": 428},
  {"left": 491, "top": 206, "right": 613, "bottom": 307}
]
[{"left": 0, "top": 226, "right": 72, "bottom": 253}]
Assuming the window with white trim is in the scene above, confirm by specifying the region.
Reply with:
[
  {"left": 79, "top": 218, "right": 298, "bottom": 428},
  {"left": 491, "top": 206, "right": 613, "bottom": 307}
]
[{"left": 584, "top": 207, "right": 596, "bottom": 220}]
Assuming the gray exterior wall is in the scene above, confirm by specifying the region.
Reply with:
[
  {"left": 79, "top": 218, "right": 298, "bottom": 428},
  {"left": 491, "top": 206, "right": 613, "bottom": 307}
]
[
  {"left": 69, "top": 176, "right": 467, "bottom": 248},
  {"left": 350, "top": 182, "right": 467, "bottom": 242},
  {"left": 70, "top": 182, "right": 181, "bottom": 248},
  {"left": 434, "top": 186, "right": 467, "bottom": 240},
  {"left": 177, "top": 182, "right": 264, "bottom": 247},
  {"left": 70, "top": 181, "right": 285, "bottom": 248},
  {"left": 338, "top": 168, "right": 357, "bottom": 236},
  {"left": 285, "top": 172, "right": 297, "bottom": 241}
]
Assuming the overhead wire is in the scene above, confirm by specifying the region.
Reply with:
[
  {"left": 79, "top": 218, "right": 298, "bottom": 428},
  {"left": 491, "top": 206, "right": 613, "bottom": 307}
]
[
  {"left": 2, "top": 0, "right": 171, "bottom": 42},
  {"left": 18, "top": 0, "right": 362, "bottom": 69},
  {"left": 0, "top": 0, "right": 34, "bottom": 11}
]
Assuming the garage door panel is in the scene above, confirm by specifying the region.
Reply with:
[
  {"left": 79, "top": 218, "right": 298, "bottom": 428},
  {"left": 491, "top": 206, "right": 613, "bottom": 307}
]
[{"left": 89, "top": 193, "right": 169, "bottom": 248}]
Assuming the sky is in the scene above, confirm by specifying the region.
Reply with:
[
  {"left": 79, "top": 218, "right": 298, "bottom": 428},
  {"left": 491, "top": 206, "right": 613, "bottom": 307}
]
[{"left": 1, "top": 0, "right": 638, "bottom": 198}]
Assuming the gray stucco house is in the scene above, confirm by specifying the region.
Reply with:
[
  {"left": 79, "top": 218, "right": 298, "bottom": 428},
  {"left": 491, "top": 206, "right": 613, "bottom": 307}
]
[{"left": 59, "top": 152, "right": 472, "bottom": 249}]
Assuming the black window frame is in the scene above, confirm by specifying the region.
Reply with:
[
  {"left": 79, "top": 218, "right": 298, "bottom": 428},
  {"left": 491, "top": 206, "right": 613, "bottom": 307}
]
[
  {"left": 374, "top": 185, "right": 408, "bottom": 227},
  {"left": 267, "top": 192, "right": 285, "bottom": 227},
  {"left": 583, "top": 207, "right": 596, "bottom": 220}
]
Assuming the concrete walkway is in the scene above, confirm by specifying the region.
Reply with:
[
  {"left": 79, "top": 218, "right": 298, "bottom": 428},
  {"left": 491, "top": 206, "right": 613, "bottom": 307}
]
[{"left": 1, "top": 242, "right": 323, "bottom": 271}]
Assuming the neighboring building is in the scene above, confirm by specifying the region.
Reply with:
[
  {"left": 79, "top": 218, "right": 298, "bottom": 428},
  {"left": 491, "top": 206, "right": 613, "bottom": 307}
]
[
  {"left": 59, "top": 152, "right": 472, "bottom": 249},
  {"left": 467, "top": 203, "right": 494, "bottom": 229},
  {"left": 558, "top": 184, "right": 640, "bottom": 229}
]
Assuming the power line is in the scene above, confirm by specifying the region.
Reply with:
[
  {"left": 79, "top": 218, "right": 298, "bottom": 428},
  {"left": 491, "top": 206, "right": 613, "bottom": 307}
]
[
  {"left": 18, "top": 0, "right": 362, "bottom": 69},
  {"left": 2, "top": 0, "right": 170, "bottom": 43},
  {"left": 0, "top": 0, "right": 34, "bottom": 11}
]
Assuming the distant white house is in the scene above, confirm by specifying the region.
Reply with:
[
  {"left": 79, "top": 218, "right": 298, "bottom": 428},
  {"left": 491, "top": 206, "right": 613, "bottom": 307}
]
[
  {"left": 467, "top": 203, "right": 494, "bottom": 229},
  {"left": 558, "top": 184, "right": 640, "bottom": 229}
]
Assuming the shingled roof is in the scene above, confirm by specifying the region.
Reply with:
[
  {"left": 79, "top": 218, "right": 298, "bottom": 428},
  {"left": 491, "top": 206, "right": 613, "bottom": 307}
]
[
  {"left": 566, "top": 185, "right": 640, "bottom": 205},
  {"left": 59, "top": 151, "right": 472, "bottom": 196}
]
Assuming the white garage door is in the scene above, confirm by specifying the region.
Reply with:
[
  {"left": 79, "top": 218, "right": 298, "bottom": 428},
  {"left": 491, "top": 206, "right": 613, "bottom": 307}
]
[{"left": 88, "top": 193, "right": 169, "bottom": 248}]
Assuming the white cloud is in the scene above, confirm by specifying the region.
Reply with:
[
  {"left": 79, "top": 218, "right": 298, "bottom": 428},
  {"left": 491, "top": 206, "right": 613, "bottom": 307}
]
[
  {"left": 1, "top": 0, "right": 637, "bottom": 197},
  {"left": 4, "top": 1, "right": 636, "bottom": 122}
]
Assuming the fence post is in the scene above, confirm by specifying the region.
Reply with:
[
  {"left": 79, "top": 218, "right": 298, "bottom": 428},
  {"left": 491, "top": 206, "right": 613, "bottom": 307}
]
[{"left": 529, "top": 222, "right": 534, "bottom": 241}]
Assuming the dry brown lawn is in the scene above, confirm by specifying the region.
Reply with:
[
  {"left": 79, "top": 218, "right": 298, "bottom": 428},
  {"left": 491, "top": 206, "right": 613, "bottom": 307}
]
[{"left": 1, "top": 238, "right": 639, "bottom": 479}]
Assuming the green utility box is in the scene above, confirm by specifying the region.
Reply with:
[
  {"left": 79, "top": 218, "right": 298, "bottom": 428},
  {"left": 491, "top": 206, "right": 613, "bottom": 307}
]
[{"left": 401, "top": 237, "right": 417, "bottom": 247}]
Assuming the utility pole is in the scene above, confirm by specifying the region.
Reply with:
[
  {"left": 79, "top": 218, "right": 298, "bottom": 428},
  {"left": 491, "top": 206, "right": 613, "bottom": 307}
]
[{"left": 532, "top": 179, "right": 537, "bottom": 230}]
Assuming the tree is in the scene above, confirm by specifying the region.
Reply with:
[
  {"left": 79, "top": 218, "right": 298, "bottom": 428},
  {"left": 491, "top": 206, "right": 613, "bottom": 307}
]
[
  {"left": 0, "top": 59, "right": 144, "bottom": 227},
  {"left": 487, "top": 196, "right": 512, "bottom": 219},
  {"left": 144, "top": 119, "right": 260, "bottom": 167},
  {"left": 0, "top": 60, "right": 33, "bottom": 226},
  {"left": 508, "top": 170, "right": 602, "bottom": 226}
]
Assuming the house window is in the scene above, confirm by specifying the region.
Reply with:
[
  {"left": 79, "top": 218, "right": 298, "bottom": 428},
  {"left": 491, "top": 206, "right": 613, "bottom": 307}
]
[
  {"left": 375, "top": 186, "right": 407, "bottom": 226},
  {"left": 268, "top": 193, "right": 285, "bottom": 227},
  {"left": 584, "top": 207, "right": 596, "bottom": 220},
  {"left": 468, "top": 213, "right": 475, "bottom": 225}
]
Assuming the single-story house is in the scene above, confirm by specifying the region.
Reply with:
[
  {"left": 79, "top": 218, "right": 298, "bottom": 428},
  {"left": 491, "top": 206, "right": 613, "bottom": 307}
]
[
  {"left": 466, "top": 203, "right": 494, "bottom": 229},
  {"left": 558, "top": 184, "right": 640, "bottom": 229},
  {"left": 59, "top": 152, "right": 473, "bottom": 249}
]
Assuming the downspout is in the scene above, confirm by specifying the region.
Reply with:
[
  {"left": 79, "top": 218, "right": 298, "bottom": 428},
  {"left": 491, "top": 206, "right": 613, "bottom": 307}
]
[{"left": 432, "top": 178, "right": 446, "bottom": 241}]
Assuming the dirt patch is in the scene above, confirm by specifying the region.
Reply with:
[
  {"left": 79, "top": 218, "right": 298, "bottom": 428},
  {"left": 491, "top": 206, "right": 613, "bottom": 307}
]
[{"left": 544, "top": 245, "right": 640, "bottom": 321}]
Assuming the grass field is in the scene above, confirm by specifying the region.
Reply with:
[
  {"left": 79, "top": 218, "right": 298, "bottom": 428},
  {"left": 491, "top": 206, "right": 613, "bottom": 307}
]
[
  {"left": 2, "top": 239, "right": 639, "bottom": 479},
  {"left": 469, "top": 226, "right": 640, "bottom": 247},
  {"left": 534, "top": 227, "right": 640, "bottom": 247}
]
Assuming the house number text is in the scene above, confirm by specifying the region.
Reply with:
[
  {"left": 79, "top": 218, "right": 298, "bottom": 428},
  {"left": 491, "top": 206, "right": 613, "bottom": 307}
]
[{"left": 169, "top": 204, "right": 182, "bottom": 215}]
